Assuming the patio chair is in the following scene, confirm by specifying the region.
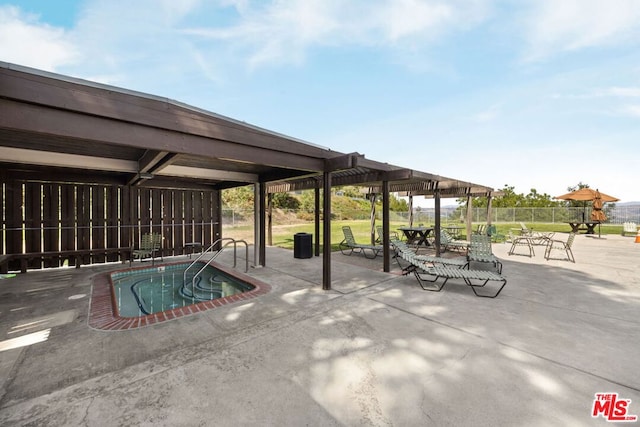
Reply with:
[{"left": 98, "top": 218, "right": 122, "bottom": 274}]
[
  {"left": 507, "top": 229, "right": 535, "bottom": 257},
  {"left": 622, "top": 222, "right": 637, "bottom": 237},
  {"left": 130, "top": 232, "right": 163, "bottom": 266},
  {"left": 439, "top": 229, "right": 469, "bottom": 253},
  {"left": 339, "top": 226, "right": 383, "bottom": 259},
  {"left": 519, "top": 222, "right": 554, "bottom": 245},
  {"left": 467, "top": 234, "right": 503, "bottom": 273},
  {"left": 544, "top": 232, "right": 576, "bottom": 263}
]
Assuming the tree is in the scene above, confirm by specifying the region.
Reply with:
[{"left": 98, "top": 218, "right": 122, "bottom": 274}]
[
  {"left": 460, "top": 185, "right": 562, "bottom": 208},
  {"left": 271, "top": 192, "right": 300, "bottom": 210},
  {"left": 222, "top": 186, "right": 253, "bottom": 211},
  {"left": 560, "top": 182, "right": 590, "bottom": 208},
  {"left": 387, "top": 194, "right": 409, "bottom": 211}
]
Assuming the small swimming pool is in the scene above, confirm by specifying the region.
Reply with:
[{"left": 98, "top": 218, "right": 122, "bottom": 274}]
[
  {"left": 111, "top": 263, "right": 254, "bottom": 317},
  {"left": 89, "top": 261, "right": 271, "bottom": 330}
]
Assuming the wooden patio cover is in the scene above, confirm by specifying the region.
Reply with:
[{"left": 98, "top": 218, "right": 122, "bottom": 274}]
[{"left": 0, "top": 61, "right": 498, "bottom": 289}]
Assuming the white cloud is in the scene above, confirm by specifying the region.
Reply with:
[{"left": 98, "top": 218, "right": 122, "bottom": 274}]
[
  {"left": 0, "top": 6, "right": 78, "bottom": 71},
  {"left": 622, "top": 104, "right": 640, "bottom": 117},
  {"left": 523, "top": 0, "right": 640, "bottom": 61},
  {"left": 1, "top": 0, "right": 493, "bottom": 80},
  {"left": 182, "top": 0, "right": 491, "bottom": 68},
  {"left": 607, "top": 87, "right": 640, "bottom": 97},
  {"left": 472, "top": 105, "right": 501, "bottom": 122},
  {"left": 551, "top": 86, "right": 640, "bottom": 99}
]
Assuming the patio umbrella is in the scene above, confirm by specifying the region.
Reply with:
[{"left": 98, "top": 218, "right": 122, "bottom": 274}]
[
  {"left": 590, "top": 190, "right": 607, "bottom": 222},
  {"left": 590, "top": 190, "right": 608, "bottom": 237},
  {"left": 555, "top": 188, "right": 619, "bottom": 203},
  {"left": 556, "top": 188, "right": 619, "bottom": 237}
]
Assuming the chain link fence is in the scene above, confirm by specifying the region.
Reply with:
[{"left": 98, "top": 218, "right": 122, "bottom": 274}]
[{"left": 223, "top": 205, "right": 640, "bottom": 227}]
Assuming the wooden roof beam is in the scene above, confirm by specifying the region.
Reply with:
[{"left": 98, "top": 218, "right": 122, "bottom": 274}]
[
  {"left": 324, "top": 153, "right": 363, "bottom": 172},
  {"left": 0, "top": 99, "right": 328, "bottom": 172}
]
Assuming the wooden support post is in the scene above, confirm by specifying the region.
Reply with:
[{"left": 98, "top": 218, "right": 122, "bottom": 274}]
[
  {"left": 322, "top": 172, "right": 332, "bottom": 290},
  {"left": 314, "top": 188, "right": 320, "bottom": 257},
  {"left": 434, "top": 191, "right": 441, "bottom": 257},
  {"left": 382, "top": 180, "right": 390, "bottom": 273}
]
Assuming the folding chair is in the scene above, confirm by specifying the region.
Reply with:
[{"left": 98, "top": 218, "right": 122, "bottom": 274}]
[
  {"left": 544, "top": 233, "right": 576, "bottom": 263},
  {"left": 507, "top": 229, "right": 535, "bottom": 257},
  {"left": 130, "top": 232, "right": 163, "bottom": 265}
]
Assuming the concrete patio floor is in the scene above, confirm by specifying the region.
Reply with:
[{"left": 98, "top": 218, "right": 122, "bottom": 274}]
[{"left": 0, "top": 233, "right": 638, "bottom": 426}]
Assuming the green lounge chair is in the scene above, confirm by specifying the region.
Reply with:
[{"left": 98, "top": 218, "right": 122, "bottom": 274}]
[
  {"left": 468, "top": 234, "right": 503, "bottom": 273},
  {"left": 411, "top": 261, "right": 507, "bottom": 298},
  {"left": 439, "top": 229, "right": 469, "bottom": 253},
  {"left": 375, "top": 226, "right": 399, "bottom": 243},
  {"left": 486, "top": 225, "right": 505, "bottom": 243},
  {"left": 390, "top": 239, "right": 468, "bottom": 275},
  {"left": 339, "top": 226, "right": 383, "bottom": 259}
]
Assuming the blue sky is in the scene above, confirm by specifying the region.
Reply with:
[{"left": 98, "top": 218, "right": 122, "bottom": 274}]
[{"left": 1, "top": 0, "right": 639, "bottom": 205}]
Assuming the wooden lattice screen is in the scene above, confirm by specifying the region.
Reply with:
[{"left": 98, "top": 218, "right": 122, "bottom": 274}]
[{"left": 1, "top": 178, "right": 221, "bottom": 271}]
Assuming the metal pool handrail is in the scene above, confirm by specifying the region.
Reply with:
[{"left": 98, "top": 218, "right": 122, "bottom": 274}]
[
  {"left": 182, "top": 238, "right": 249, "bottom": 293},
  {"left": 186, "top": 238, "right": 236, "bottom": 269}
]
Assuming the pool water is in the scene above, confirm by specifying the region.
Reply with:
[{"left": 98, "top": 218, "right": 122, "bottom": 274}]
[{"left": 111, "top": 263, "right": 255, "bottom": 317}]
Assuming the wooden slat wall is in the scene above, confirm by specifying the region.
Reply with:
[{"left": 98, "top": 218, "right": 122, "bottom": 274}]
[
  {"left": 151, "top": 189, "right": 163, "bottom": 254},
  {"left": 25, "top": 182, "right": 42, "bottom": 269},
  {"left": 120, "top": 185, "right": 131, "bottom": 250},
  {"left": 92, "top": 185, "right": 106, "bottom": 263},
  {"left": 202, "top": 192, "right": 213, "bottom": 247},
  {"left": 184, "top": 192, "right": 193, "bottom": 247},
  {"left": 0, "top": 176, "right": 219, "bottom": 271},
  {"left": 106, "top": 185, "right": 119, "bottom": 262},
  {"left": 193, "top": 192, "right": 203, "bottom": 247},
  {"left": 61, "top": 184, "right": 75, "bottom": 253},
  {"left": 172, "top": 190, "right": 184, "bottom": 255},
  {"left": 43, "top": 183, "right": 60, "bottom": 267},
  {"left": 5, "top": 180, "right": 23, "bottom": 271},
  {"left": 77, "top": 185, "right": 90, "bottom": 264},
  {"left": 139, "top": 187, "right": 151, "bottom": 237}
]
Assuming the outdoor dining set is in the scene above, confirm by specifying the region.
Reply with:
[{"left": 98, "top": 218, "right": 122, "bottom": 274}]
[
  {"left": 339, "top": 224, "right": 507, "bottom": 298},
  {"left": 338, "top": 218, "right": 582, "bottom": 298},
  {"left": 506, "top": 223, "right": 575, "bottom": 263}
]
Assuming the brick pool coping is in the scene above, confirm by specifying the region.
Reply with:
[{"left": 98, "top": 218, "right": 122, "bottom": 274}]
[{"left": 88, "top": 261, "right": 271, "bottom": 331}]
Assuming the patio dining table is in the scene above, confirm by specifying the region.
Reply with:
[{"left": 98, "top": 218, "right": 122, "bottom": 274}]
[
  {"left": 566, "top": 221, "right": 600, "bottom": 234},
  {"left": 398, "top": 226, "right": 434, "bottom": 246}
]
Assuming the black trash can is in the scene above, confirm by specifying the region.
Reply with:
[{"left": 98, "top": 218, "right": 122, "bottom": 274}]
[{"left": 293, "top": 232, "right": 312, "bottom": 259}]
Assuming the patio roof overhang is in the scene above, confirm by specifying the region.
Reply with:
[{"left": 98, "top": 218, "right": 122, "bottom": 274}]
[
  {"left": 1, "top": 61, "right": 501, "bottom": 289},
  {"left": 268, "top": 161, "right": 501, "bottom": 199},
  {"left": 1, "top": 61, "right": 500, "bottom": 199},
  {"left": 0, "top": 62, "right": 352, "bottom": 189}
]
